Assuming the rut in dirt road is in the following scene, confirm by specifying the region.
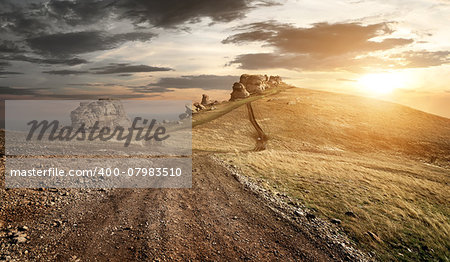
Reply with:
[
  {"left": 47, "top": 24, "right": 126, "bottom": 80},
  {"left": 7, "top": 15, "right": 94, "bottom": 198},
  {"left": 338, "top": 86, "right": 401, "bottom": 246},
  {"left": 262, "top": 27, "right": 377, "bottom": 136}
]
[
  {"left": 246, "top": 102, "right": 268, "bottom": 151},
  {"left": 4, "top": 154, "right": 351, "bottom": 261}
]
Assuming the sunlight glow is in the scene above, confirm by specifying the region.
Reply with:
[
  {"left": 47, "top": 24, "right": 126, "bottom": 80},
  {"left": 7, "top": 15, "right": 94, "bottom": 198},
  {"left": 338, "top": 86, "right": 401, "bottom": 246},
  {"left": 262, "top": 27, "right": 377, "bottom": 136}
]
[{"left": 358, "top": 72, "right": 407, "bottom": 95}]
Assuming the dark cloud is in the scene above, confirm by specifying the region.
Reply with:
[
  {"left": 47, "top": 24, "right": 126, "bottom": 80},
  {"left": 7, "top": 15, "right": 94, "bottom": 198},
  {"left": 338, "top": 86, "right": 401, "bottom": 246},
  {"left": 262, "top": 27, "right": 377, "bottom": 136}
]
[
  {"left": 0, "top": 86, "right": 44, "bottom": 96},
  {"left": 26, "top": 31, "right": 156, "bottom": 57},
  {"left": 229, "top": 50, "right": 450, "bottom": 72},
  {"left": 0, "top": 40, "right": 22, "bottom": 53},
  {"left": 65, "top": 82, "right": 170, "bottom": 94},
  {"left": 60, "top": 75, "right": 238, "bottom": 94},
  {"left": 227, "top": 53, "right": 386, "bottom": 72},
  {"left": 2, "top": 55, "right": 88, "bottom": 65},
  {"left": 150, "top": 75, "right": 239, "bottom": 90},
  {"left": 0, "top": 7, "right": 51, "bottom": 36},
  {"left": 223, "top": 21, "right": 413, "bottom": 56},
  {"left": 42, "top": 70, "right": 89, "bottom": 75},
  {"left": 46, "top": 0, "right": 114, "bottom": 26},
  {"left": 45, "top": 93, "right": 150, "bottom": 99},
  {"left": 0, "top": 85, "right": 150, "bottom": 99},
  {"left": 0, "top": 71, "right": 22, "bottom": 75},
  {"left": 228, "top": 53, "right": 299, "bottom": 70},
  {"left": 41, "top": 0, "right": 260, "bottom": 28},
  {"left": 114, "top": 0, "right": 262, "bottom": 28},
  {"left": 90, "top": 63, "right": 173, "bottom": 74},
  {"left": 0, "top": 0, "right": 269, "bottom": 72},
  {"left": 0, "top": 61, "right": 10, "bottom": 68},
  {"left": 1, "top": 0, "right": 265, "bottom": 36},
  {"left": 0, "top": 60, "right": 22, "bottom": 75},
  {"left": 222, "top": 21, "right": 450, "bottom": 71},
  {"left": 125, "top": 75, "right": 240, "bottom": 94},
  {"left": 42, "top": 63, "right": 173, "bottom": 75}
]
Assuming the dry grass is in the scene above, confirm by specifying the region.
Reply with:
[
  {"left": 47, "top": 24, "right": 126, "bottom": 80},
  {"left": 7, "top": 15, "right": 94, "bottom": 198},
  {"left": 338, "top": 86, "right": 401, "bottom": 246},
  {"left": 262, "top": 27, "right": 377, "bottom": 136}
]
[
  {"left": 193, "top": 87, "right": 450, "bottom": 261},
  {"left": 220, "top": 150, "right": 449, "bottom": 261}
]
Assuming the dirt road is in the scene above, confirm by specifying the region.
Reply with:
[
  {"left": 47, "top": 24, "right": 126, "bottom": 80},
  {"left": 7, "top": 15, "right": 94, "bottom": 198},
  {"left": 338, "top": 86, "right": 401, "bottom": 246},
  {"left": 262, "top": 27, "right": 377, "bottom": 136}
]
[{"left": 1, "top": 154, "right": 352, "bottom": 261}]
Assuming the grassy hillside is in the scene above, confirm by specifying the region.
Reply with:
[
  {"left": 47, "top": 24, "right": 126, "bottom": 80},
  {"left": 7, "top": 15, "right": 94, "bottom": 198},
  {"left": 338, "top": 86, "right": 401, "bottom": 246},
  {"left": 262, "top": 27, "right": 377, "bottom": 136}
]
[{"left": 193, "top": 87, "right": 450, "bottom": 261}]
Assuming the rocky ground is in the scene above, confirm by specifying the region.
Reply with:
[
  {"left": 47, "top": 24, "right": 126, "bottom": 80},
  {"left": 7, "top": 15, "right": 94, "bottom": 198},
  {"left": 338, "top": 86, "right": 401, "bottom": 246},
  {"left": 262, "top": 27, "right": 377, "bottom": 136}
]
[{"left": 0, "top": 152, "right": 368, "bottom": 261}]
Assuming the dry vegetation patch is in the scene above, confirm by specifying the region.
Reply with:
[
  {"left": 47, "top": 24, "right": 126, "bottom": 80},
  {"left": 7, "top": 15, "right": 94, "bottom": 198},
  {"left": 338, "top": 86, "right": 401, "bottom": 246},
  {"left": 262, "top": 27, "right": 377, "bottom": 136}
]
[
  {"left": 219, "top": 150, "right": 449, "bottom": 261},
  {"left": 194, "top": 88, "right": 450, "bottom": 261}
]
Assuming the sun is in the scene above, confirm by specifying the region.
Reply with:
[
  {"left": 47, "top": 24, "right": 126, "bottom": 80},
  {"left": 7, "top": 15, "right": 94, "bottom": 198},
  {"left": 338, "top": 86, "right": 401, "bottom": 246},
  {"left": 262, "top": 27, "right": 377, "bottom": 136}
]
[{"left": 358, "top": 72, "right": 406, "bottom": 95}]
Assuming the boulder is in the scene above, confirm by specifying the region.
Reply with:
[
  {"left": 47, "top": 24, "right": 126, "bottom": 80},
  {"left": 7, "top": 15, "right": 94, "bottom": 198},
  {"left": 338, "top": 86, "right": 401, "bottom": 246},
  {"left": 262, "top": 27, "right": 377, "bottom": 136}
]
[
  {"left": 201, "top": 94, "right": 211, "bottom": 106},
  {"left": 268, "top": 75, "right": 282, "bottom": 87},
  {"left": 229, "top": 82, "right": 250, "bottom": 101},
  {"left": 239, "top": 74, "right": 268, "bottom": 94},
  {"left": 70, "top": 99, "right": 131, "bottom": 131},
  {"left": 193, "top": 102, "right": 206, "bottom": 110}
]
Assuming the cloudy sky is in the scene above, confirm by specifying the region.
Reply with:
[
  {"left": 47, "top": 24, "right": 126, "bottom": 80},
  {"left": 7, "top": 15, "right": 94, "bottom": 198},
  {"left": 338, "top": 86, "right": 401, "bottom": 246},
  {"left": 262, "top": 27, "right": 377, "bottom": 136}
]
[{"left": 0, "top": 0, "right": 449, "bottom": 117}]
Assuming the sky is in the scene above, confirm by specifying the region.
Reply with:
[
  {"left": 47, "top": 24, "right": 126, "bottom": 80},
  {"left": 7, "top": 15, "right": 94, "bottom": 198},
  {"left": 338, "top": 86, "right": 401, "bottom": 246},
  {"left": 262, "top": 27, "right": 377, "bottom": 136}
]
[{"left": 0, "top": 0, "right": 449, "bottom": 118}]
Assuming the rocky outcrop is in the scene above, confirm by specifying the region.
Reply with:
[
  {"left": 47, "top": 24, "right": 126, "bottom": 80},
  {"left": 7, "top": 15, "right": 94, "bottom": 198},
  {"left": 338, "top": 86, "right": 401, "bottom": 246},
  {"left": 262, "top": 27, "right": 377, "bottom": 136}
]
[
  {"left": 193, "top": 102, "right": 206, "bottom": 111},
  {"left": 268, "top": 76, "right": 282, "bottom": 87},
  {"left": 229, "top": 82, "right": 250, "bottom": 101},
  {"left": 239, "top": 74, "right": 268, "bottom": 94},
  {"left": 70, "top": 99, "right": 131, "bottom": 130},
  {"left": 192, "top": 94, "right": 220, "bottom": 113},
  {"left": 201, "top": 94, "right": 211, "bottom": 106},
  {"left": 228, "top": 74, "right": 283, "bottom": 101}
]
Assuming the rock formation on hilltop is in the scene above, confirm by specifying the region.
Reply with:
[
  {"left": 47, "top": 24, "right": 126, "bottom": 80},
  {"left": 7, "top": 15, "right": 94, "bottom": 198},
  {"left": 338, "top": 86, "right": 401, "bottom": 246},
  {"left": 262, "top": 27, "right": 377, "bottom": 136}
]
[
  {"left": 229, "top": 74, "right": 283, "bottom": 101},
  {"left": 230, "top": 82, "right": 250, "bottom": 101},
  {"left": 194, "top": 74, "right": 283, "bottom": 107},
  {"left": 70, "top": 99, "right": 131, "bottom": 130},
  {"left": 239, "top": 74, "right": 268, "bottom": 94},
  {"left": 268, "top": 76, "right": 282, "bottom": 87}
]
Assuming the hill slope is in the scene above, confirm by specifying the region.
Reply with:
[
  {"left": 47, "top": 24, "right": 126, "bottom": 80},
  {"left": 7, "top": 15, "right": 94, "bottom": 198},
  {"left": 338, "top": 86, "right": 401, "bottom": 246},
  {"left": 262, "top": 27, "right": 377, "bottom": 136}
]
[
  {"left": 194, "top": 87, "right": 450, "bottom": 163},
  {"left": 193, "top": 87, "right": 450, "bottom": 261}
]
